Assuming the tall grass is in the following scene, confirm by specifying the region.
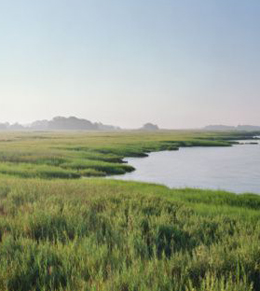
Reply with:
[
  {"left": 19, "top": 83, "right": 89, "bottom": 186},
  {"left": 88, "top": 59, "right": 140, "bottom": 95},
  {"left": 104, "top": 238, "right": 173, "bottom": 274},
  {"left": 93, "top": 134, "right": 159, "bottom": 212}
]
[
  {"left": 0, "top": 178, "right": 259, "bottom": 290},
  {"left": 0, "top": 131, "right": 259, "bottom": 290}
]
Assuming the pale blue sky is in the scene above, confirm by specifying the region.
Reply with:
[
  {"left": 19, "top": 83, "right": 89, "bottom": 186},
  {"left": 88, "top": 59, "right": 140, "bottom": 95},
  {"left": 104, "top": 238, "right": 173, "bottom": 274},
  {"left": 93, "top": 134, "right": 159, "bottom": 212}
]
[{"left": 0, "top": 0, "right": 259, "bottom": 128}]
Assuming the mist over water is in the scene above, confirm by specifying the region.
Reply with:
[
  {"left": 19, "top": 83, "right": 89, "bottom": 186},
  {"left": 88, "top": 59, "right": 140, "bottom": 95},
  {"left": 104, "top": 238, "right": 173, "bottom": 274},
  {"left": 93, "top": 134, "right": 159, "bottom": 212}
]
[{"left": 112, "top": 140, "right": 260, "bottom": 194}]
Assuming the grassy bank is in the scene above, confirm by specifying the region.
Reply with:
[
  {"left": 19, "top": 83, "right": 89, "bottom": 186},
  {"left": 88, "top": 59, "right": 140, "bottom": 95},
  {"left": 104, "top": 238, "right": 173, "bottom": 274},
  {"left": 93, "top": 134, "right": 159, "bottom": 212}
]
[
  {"left": 0, "top": 177, "right": 259, "bottom": 290},
  {"left": 0, "top": 130, "right": 257, "bottom": 179}
]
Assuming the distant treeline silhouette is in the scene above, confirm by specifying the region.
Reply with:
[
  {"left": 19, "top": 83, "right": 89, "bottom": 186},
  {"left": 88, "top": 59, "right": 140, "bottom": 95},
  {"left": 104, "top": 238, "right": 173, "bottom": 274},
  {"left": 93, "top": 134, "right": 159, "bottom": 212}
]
[
  {"left": 0, "top": 116, "right": 121, "bottom": 131},
  {"left": 0, "top": 117, "right": 162, "bottom": 131}
]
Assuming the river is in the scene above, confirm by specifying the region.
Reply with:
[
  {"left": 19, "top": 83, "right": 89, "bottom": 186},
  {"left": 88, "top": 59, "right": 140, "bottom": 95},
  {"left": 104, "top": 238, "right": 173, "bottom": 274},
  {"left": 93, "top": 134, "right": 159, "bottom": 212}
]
[{"left": 111, "top": 139, "right": 260, "bottom": 194}]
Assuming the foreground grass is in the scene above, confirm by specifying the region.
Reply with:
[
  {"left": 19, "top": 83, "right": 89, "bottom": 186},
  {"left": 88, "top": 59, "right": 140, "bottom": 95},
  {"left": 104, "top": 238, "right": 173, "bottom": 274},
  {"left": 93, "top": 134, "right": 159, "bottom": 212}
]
[{"left": 0, "top": 177, "right": 259, "bottom": 291}]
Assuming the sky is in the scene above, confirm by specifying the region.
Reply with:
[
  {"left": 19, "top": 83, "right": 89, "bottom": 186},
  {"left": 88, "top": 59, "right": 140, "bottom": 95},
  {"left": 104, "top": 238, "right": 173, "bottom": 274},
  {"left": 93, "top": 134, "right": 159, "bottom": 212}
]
[{"left": 0, "top": 0, "right": 260, "bottom": 129}]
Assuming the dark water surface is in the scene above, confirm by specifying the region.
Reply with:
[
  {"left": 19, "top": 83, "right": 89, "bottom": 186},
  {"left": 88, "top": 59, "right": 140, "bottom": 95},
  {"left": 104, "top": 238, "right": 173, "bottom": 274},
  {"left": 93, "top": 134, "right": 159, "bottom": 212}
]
[{"left": 112, "top": 139, "right": 260, "bottom": 194}]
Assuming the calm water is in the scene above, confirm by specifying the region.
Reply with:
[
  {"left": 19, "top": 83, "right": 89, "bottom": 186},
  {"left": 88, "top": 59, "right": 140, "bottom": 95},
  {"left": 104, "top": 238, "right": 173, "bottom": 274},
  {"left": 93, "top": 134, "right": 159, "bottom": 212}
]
[{"left": 112, "top": 139, "right": 260, "bottom": 194}]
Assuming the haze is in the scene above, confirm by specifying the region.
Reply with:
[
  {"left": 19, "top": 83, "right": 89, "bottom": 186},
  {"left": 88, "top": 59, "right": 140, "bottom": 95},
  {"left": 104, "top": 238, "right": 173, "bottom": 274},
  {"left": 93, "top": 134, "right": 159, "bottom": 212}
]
[{"left": 0, "top": 0, "right": 259, "bottom": 129}]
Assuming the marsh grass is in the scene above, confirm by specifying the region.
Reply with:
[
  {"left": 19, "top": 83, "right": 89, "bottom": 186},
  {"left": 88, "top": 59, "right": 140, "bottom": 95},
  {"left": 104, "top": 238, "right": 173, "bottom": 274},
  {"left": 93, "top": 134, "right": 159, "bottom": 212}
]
[
  {"left": 0, "top": 130, "right": 259, "bottom": 290},
  {"left": 0, "top": 178, "right": 259, "bottom": 290},
  {"left": 0, "top": 130, "right": 248, "bottom": 179},
  {"left": 0, "top": 163, "right": 80, "bottom": 179},
  {"left": 60, "top": 159, "right": 135, "bottom": 175}
]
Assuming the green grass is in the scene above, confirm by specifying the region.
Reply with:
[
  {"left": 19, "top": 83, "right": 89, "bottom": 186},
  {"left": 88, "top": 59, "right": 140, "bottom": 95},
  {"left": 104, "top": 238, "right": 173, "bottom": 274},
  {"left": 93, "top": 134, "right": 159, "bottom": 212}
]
[
  {"left": 0, "top": 163, "right": 80, "bottom": 179},
  {"left": 0, "top": 178, "right": 259, "bottom": 290},
  {"left": 60, "top": 159, "right": 135, "bottom": 175},
  {"left": 0, "top": 130, "right": 253, "bottom": 179},
  {"left": 0, "top": 130, "right": 259, "bottom": 290}
]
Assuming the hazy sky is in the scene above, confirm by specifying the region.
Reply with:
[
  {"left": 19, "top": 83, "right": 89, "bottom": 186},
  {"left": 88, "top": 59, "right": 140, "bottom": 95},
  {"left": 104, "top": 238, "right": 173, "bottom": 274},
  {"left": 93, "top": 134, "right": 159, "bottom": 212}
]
[{"left": 0, "top": 0, "right": 259, "bottom": 128}]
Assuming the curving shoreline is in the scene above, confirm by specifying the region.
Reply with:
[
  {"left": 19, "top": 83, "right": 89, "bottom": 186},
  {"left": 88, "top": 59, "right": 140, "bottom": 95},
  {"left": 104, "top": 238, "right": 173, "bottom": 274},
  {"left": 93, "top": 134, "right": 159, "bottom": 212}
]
[{"left": 111, "top": 137, "right": 260, "bottom": 194}]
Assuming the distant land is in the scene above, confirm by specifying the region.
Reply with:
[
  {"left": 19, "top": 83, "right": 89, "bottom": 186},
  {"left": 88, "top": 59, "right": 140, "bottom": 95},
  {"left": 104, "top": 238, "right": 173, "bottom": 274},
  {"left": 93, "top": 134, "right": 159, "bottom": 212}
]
[
  {"left": 0, "top": 117, "right": 162, "bottom": 132},
  {"left": 204, "top": 125, "right": 260, "bottom": 131},
  {"left": 139, "top": 123, "right": 159, "bottom": 131},
  {"left": 0, "top": 117, "right": 259, "bottom": 132},
  {"left": 0, "top": 116, "right": 121, "bottom": 131}
]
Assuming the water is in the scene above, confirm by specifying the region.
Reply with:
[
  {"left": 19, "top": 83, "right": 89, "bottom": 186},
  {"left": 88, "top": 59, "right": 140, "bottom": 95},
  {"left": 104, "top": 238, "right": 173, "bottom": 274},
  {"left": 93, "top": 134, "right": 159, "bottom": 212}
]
[{"left": 112, "top": 139, "right": 260, "bottom": 194}]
